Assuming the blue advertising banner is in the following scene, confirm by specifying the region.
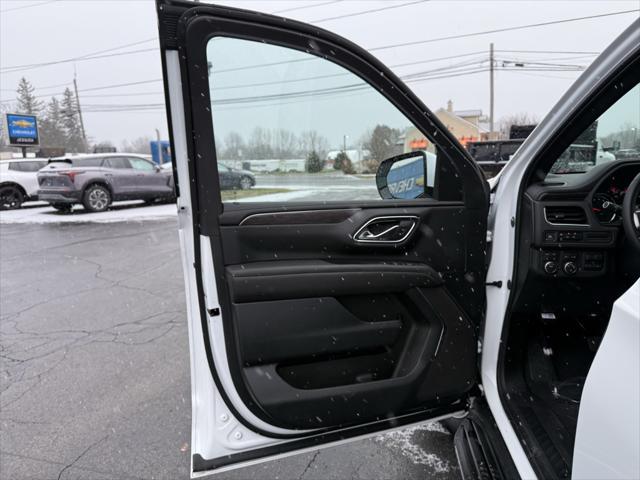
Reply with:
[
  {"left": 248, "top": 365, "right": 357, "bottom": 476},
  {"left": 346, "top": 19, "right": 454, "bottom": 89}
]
[
  {"left": 386, "top": 157, "right": 425, "bottom": 199},
  {"left": 6, "top": 113, "right": 39, "bottom": 146}
]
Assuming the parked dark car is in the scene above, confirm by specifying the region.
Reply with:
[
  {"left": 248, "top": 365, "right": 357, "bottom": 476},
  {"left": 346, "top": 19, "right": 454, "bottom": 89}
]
[
  {"left": 218, "top": 163, "right": 255, "bottom": 190},
  {"left": 37, "top": 153, "right": 175, "bottom": 212}
]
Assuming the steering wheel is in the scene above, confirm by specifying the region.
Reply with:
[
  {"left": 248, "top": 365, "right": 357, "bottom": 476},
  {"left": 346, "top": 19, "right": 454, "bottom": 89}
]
[{"left": 622, "top": 172, "right": 640, "bottom": 251}]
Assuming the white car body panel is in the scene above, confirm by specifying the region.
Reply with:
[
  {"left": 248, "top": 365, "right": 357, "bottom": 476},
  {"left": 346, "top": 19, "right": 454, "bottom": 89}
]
[
  {"left": 0, "top": 160, "right": 44, "bottom": 198},
  {"left": 572, "top": 279, "right": 640, "bottom": 480},
  {"left": 482, "top": 21, "right": 639, "bottom": 480}
]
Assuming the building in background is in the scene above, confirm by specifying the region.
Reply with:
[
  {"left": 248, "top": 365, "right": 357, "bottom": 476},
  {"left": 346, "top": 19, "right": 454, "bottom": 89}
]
[{"left": 403, "top": 100, "right": 493, "bottom": 154}]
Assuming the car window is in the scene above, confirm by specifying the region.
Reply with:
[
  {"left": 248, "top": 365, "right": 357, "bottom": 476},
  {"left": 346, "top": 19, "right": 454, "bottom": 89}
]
[
  {"left": 207, "top": 37, "right": 439, "bottom": 202},
  {"left": 548, "top": 83, "right": 640, "bottom": 176},
  {"left": 73, "top": 157, "right": 104, "bottom": 167},
  {"left": 128, "top": 157, "right": 155, "bottom": 171},
  {"left": 104, "top": 157, "right": 131, "bottom": 169},
  {"left": 7, "top": 161, "right": 46, "bottom": 172}
]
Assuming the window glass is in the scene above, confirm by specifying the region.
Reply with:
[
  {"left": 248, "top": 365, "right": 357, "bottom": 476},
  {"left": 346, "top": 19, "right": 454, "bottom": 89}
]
[
  {"left": 7, "top": 161, "right": 45, "bottom": 172},
  {"left": 74, "top": 157, "right": 104, "bottom": 167},
  {"left": 128, "top": 157, "right": 155, "bottom": 171},
  {"left": 105, "top": 157, "right": 130, "bottom": 169},
  {"left": 207, "top": 37, "right": 439, "bottom": 203},
  {"left": 548, "top": 83, "right": 639, "bottom": 176}
]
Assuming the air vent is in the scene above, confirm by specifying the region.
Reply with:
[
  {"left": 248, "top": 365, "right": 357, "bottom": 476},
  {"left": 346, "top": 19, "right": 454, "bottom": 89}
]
[{"left": 545, "top": 206, "right": 587, "bottom": 225}]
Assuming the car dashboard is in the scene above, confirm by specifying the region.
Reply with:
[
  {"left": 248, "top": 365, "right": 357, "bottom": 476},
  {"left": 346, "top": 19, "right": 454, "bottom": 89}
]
[{"left": 523, "top": 160, "right": 639, "bottom": 283}]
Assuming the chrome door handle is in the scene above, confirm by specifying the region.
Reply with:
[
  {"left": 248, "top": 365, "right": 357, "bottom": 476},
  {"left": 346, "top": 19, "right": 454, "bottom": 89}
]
[
  {"left": 354, "top": 216, "right": 418, "bottom": 244},
  {"left": 358, "top": 224, "right": 401, "bottom": 240}
]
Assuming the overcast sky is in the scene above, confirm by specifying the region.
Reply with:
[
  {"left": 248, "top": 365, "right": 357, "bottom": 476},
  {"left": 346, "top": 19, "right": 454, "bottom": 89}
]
[{"left": 1, "top": 0, "right": 638, "bottom": 148}]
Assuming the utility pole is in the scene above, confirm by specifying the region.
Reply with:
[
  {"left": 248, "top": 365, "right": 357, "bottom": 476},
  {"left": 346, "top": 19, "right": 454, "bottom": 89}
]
[
  {"left": 489, "top": 42, "right": 495, "bottom": 138},
  {"left": 155, "top": 128, "right": 162, "bottom": 165},
  {"left": 73, "top": 71, "right": 88, "bottom": 151}
]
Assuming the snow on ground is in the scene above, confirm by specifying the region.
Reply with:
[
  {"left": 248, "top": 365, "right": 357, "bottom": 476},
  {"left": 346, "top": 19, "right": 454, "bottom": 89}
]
[
  {"left": 0, "top": 193, "right": 309, "bottom": 224},
  {"left": 0, "top": 201, "right": 178, "bottom": 224},
  {"left": 375, "top": 422, "right": 454, "bottom": 474}
]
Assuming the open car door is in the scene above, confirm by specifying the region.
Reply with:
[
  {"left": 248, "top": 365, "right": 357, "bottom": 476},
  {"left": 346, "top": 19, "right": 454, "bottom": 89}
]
[{"left": 156, "top": 1, "right": 489, "bottom": 476}]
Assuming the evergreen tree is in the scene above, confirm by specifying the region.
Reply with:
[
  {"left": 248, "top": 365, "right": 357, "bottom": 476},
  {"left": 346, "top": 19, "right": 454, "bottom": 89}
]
[
  {"left": 334, "top": 151, "right": 354, "bottom": 174},
  {"left": 16, "top": 77, "right": 43, "bottom": 115},
  {"left": 340, "top": 156, "right": 355, "bottom": 175},
  {"left": 39, "top": 97, "right": 66, "bottom": 148},
  {"left": 305, "top": 150, "right": 323, "bottom": 173},
  {"left": 61, "top": 88, "right": 85, "bottom": 152}
]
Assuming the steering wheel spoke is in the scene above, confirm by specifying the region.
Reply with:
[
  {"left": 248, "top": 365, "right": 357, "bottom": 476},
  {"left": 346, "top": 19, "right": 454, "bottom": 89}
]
[{"left": 622, "top": 172, "right": 640, "bottom": 249}]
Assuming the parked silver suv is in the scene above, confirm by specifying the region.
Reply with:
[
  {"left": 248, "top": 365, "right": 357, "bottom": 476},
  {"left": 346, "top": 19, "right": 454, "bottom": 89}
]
[{"left": 37, "top": 153, "right": 175, "bottom": 212}]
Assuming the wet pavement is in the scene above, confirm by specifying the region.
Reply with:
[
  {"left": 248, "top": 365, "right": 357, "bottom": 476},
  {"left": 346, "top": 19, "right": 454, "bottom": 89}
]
[{"left": 0, "top": 218, "right": 459, "bottom": 480}]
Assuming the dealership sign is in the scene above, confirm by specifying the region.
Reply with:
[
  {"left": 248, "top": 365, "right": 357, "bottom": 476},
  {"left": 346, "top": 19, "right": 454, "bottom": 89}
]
[
  {"left": 386, "top": 157, "right": 425, "bottom": 199},
  {"left": 6, "top": 113, "right": 39, "bottom": 146}
]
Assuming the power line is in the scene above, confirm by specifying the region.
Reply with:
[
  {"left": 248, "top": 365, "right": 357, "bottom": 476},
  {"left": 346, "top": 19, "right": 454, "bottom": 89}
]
[
  {"left": 80, "top": 92, "right": 166, "bottom": 98},
  {"left": 0, "top": 81, "right": 72, "bottom": 92},
  {"left": 496, "top": 49, "right": 600, "bottom": 55},
  {"left": 271, "top": 0, "right": 343, "bottom": 15},
  {"left": 312, "top": 0, "right": 429, "bottom": 23},
  {"left": 0, "top": 39, "right": 156, "bottom": 74},
  {"left": 369, "top": 9, "right": 639, "bottom": 51},
  {"left": 0, "top": 48, "right": 158, "bottom": 74},
  {"left": 506, "top": 70, "right": 579, "bottom": 81},
  {"left": 1, "top": 8, "right": 622, "bottom": 76},
  {"left": 212, "top": 53, "right": 489, "bottom": 90},
  {"left": 79, "top": 79, "right": 163, "bottom": 92},
  {"left": 77, "top": 61, "right": 592, "bottom": 114},
  {"left": 1, "top": 51, "right": 590, "bottom": 104}
]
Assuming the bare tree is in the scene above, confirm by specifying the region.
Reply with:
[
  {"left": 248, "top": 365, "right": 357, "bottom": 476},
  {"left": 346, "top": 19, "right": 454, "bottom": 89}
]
[
  {"left": 221, "top": 132, "right": 245, "bottom": 160},
  {"left": 599, "top": 122, "right": 640, "bottom": 150},
  {"left": 498, "top": 113, "right": 539, "bottom": 139},
  {"left": 247, "top": 127, "right": 273, "bottom": 159},
  {"left": 273, "top": 129, "right": 297, "bottom": 159},
  {"left": 121, "top": 136, "right": 152, "bottom": 154},
  {"left": 362, "top": 124, "right": 401, "bottom": 171},
  {"left": 298, "top": 130, "right": 329, "bottom": 160}
]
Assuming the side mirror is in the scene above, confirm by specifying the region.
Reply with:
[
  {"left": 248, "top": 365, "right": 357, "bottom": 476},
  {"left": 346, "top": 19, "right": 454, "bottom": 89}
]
[{"left": 376, "top": 151, "right": 427, "bottom": 200}]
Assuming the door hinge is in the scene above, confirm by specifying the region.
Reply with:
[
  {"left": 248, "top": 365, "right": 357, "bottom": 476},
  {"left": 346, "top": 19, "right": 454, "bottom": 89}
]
[
  {"left": 207, "top": 307, "right": 220, "bottom": 317},
  {"left": 485, "top": 280, "right": 502, "bottom": 288},
  {"left": 486, "top": 230, "right": 493, "bottom": 243}
]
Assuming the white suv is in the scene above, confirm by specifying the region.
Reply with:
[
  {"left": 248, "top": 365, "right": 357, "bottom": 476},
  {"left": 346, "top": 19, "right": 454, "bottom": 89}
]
[{"left": 0, "top": 158, "right": 47, "bottom": 210}]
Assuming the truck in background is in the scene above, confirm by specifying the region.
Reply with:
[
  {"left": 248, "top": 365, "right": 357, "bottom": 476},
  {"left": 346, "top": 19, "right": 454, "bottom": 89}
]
[{"left": 150, "top": 140, "right": 171, "bottom": 165}]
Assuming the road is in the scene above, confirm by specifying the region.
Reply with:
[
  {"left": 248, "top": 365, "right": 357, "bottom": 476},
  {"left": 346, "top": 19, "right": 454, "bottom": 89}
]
[{"left": 0, "top": 212, "right": 459, "bottom": 479}]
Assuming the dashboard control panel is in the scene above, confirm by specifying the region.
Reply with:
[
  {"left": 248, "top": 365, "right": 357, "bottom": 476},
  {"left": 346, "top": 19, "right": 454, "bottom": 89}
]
[{"left": 538, "top": 249, "right": 606, "bottom": 277}]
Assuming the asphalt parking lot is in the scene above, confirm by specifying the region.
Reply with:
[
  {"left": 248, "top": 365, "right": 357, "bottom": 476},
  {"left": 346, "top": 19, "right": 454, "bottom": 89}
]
[{"left": 0, "top": 202, "right": 459, "bottom": 480}]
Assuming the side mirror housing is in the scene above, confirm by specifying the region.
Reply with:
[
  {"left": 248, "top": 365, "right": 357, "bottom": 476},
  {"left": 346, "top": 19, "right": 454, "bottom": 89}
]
[{"left": 376, "top": 151, "right": 427, "bottom": 200}]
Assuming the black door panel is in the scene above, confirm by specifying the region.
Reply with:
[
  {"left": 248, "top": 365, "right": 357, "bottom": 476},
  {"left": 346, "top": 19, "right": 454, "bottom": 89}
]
[
  {"left": 157, "top": 1, "right": 489, "bottom": 465},
  {"left": 238, "top": 285, "right": 475, "bottom": 429},
  {"left": 226, "top": 260, "right": 442, "bottom": 302},
  {"left": 216, "top": 205, "right": 479, "bottom": 429},
  {"left": 235, "top": 297, "right": 404, "bottom": 365}
]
